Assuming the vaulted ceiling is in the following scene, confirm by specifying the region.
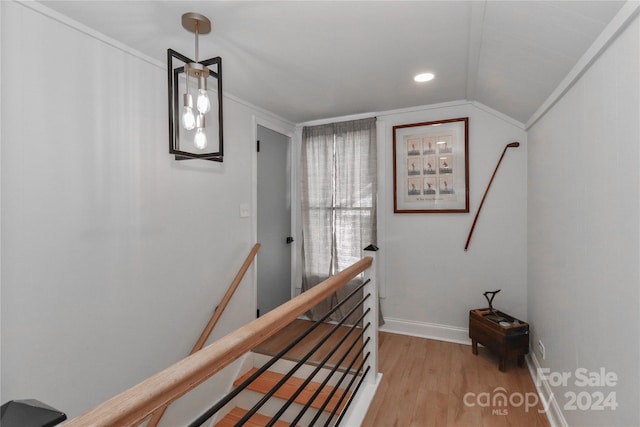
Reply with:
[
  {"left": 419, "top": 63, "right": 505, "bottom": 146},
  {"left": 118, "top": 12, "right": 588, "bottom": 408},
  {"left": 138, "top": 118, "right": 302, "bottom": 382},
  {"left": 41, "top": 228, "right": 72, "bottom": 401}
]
[{"left": 38, "top": 1, "right": 626, "bottom": 124}]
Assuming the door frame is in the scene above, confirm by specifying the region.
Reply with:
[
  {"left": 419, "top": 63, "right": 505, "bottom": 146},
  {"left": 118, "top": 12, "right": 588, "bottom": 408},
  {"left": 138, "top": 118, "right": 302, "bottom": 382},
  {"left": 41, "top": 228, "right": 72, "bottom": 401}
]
[{"left": 251, "top": 116, "right": 298, "bottom": 317}]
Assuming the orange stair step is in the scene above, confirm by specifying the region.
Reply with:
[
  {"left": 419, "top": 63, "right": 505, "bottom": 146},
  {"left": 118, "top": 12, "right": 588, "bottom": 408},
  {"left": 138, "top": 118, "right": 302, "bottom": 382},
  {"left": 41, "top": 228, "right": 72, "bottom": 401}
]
[
  {"left": 214, "top": 407, "right": 292, "bottom": 427},
  {"left": 233, "top": 368, "right": 351, "bottom": 414}
]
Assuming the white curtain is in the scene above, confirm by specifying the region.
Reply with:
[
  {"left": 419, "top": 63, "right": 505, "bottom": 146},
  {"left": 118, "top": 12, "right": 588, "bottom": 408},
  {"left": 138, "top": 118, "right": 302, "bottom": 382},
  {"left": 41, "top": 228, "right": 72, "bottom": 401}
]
[{"left": 301, "top": 117, "right": 378, "bottom": 323}]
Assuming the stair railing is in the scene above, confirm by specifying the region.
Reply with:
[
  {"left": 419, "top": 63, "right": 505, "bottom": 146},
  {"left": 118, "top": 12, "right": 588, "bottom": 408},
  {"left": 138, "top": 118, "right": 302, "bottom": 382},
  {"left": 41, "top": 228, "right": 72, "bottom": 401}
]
[
  {"left": 190, "top": 244, "right": 380, "bottom": 426},
  {"left": 146, "top": 243, "right": 261, "bottom": 427},
  {"left": 64, "top": 251, "right": 377, "bottom": 427}
]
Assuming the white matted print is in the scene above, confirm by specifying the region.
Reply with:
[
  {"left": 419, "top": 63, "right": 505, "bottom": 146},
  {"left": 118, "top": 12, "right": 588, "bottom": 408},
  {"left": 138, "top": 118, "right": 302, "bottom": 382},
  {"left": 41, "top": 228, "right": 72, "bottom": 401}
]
[{"left": 393, "top": 117, "right": 469, "bottom": 213}]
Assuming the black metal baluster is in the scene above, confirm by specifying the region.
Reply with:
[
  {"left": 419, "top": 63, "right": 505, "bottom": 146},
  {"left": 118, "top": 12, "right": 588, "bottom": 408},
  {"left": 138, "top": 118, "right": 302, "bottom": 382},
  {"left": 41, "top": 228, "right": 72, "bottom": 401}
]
[
  {"left": 288, "top": 323, "right": 370, "bottom": 426},
  {"left": 308, "top": 340, "right": 370, "bottom": 427},
  {"left": 236, "top": 298, "right": 370, "bottom": 426},
  {"left": 323, "top": 355, "right": 369, "bottom": 427},
  {"left": 334, "top": 365, "right": 371, "bottom": 426},
  {"left": 187, "top": 280, "right": 369, "bottom": 427},
  {"left": 266, "top": 311, "right": 370, "bottom": 427}
]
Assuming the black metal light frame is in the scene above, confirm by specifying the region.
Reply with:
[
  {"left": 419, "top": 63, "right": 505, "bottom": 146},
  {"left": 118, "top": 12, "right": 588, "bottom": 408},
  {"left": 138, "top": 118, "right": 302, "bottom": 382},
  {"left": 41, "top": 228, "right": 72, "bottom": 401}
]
[{"left": 167, "top": 48, "right": 224, "bottom": 162}]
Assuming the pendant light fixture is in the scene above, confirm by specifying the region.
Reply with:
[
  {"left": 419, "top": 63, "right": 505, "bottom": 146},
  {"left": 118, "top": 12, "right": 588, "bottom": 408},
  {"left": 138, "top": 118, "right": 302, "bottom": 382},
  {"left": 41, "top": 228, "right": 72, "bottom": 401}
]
[{"left": 168, "top": 12, "right": 223, "bottom": 161}]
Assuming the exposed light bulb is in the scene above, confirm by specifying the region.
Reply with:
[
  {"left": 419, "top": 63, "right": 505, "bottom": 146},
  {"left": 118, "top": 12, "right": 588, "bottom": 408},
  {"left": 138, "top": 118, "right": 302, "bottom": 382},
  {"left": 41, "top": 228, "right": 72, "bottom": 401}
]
[
  {"left": 182, "top": 106, "right": 196, "bottom": 130},
  {"left": 182, "top": 93, "right": 195, "bottom": 130},
  {"left": 194, "top": 128, "right": 207, "bottom": 150},
  {"left": 196, "top": 89, "right": 211, "bottom": 114}
]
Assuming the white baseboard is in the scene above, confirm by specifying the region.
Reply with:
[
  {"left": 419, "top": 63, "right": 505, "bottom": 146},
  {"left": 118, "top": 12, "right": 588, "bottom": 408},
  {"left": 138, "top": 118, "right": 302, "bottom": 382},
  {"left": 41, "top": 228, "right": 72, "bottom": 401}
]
[
  {"left": 526, "top": 352, "right": 568, "bottom": 427},
  {"left": 380, "top": 317, "right": 472, "bottom": 345}
]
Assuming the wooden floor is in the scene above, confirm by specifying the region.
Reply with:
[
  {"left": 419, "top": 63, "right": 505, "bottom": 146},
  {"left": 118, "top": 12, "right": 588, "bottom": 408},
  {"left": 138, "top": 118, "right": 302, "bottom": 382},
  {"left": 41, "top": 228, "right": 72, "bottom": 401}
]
[
  {"left": 252, "top": 319, "right": 362, "bottom": 369},
  {"left": 253, "top": 320, "right": 550, "bottom": 427},
  {"left": 362, "top": 332, "right": 551, "bottom": 427}
]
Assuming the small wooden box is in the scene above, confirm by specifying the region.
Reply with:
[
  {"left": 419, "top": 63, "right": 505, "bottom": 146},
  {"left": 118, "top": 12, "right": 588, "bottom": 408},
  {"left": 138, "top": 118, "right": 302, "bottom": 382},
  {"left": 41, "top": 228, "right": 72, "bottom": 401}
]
[{"left": 469, "top": 309, "right": 529, "bottom": 372}]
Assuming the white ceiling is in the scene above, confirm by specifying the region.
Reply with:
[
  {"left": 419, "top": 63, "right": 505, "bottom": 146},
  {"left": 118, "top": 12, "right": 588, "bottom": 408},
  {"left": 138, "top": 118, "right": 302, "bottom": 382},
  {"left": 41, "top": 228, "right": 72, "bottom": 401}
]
[{"left": 38, "top": 1, "right": 626, "bottom": 124}]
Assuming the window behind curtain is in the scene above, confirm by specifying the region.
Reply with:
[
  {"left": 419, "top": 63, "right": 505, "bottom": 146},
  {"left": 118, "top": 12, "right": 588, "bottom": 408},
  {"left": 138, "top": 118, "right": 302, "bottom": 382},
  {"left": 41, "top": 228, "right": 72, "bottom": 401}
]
[{"left": 301, "top": 117, "right": 377, "bottom": 317}]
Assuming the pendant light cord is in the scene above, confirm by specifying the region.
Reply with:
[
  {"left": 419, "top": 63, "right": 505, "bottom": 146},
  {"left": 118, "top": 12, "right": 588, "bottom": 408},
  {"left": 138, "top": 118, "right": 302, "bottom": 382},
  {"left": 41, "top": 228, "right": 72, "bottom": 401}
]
[{"left": 194, "top": 20, "right": 199, "bottom": 63}]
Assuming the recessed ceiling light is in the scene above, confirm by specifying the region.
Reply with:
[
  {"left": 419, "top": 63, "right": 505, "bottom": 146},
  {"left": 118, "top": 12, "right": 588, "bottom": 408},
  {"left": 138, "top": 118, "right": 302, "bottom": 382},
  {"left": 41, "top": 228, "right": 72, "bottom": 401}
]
[{"left": 414, "top": 72, "right": 435, "bottom": 82}]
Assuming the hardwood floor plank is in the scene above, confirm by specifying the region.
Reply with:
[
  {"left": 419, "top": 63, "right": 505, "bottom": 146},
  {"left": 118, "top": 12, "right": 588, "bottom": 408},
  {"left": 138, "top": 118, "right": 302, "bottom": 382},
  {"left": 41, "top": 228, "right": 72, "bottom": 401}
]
[
  {"left": 253, "top": 321, "right": 550, "bottom": 427},
  {"left": 410, "top": 389, "right": 449, "bottom": 427},
  {"left": 361, "top": 332, "right": 551, "bottom": 427}
]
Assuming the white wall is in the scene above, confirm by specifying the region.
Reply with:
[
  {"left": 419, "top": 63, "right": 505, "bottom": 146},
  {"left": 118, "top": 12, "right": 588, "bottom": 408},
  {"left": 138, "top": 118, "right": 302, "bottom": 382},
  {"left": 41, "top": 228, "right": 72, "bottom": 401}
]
[
  {"left": 0, "top": 1, "right": 292, "bottom": 423},
  {"left": 377, "top": 102, "right": 528, "bottom": 340},
  {"left": 527, "top": 14, "right": 639, "bottom": 427}
]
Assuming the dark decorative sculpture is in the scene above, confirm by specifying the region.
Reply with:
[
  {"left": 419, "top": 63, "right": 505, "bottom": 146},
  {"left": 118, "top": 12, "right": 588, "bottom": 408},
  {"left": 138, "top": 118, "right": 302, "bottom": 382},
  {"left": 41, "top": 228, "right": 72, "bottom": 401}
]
[
  {"left": 483, "top": 289, "right": 500, "bottom": 311},
  {"left": 483, "top": 289, "right": 505, "bottom": 322}
]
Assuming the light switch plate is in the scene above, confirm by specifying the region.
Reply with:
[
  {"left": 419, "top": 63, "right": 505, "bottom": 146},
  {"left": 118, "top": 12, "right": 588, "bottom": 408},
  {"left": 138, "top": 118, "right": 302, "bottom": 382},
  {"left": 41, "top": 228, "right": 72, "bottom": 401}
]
[{"left": 239, "top": 203, "right": 250, "bottom": 218}]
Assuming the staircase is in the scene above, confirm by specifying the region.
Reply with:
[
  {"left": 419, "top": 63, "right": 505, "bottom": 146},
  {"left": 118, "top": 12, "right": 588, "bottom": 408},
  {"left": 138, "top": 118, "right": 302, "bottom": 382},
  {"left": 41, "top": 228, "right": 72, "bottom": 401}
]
[
  {"left": 62, "top": 256, "right": 379, "bottom": 427},
  {"left": 213, "top": 353, "right": 354, "bottom": 426}
]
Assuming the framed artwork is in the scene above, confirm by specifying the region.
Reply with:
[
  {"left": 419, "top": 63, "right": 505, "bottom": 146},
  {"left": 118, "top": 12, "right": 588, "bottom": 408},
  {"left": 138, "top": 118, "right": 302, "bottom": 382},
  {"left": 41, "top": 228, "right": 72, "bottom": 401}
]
[{"left": 393, "top": 117, "right": 469, "bottom": 213}]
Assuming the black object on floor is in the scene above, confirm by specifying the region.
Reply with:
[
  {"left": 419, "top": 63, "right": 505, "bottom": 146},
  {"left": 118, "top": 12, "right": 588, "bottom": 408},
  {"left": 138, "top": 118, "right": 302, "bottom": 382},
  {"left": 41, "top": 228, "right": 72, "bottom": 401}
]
[{"left": 1, "top": 399, "right": 67, "bottom": 427}]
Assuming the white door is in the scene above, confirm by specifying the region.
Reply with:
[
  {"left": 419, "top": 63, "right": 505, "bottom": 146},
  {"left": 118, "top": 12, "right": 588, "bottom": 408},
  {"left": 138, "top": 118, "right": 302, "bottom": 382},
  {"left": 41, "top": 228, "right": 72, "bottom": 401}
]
[{"left": 257, "top": 125, "right": 292, "bottom": 316}]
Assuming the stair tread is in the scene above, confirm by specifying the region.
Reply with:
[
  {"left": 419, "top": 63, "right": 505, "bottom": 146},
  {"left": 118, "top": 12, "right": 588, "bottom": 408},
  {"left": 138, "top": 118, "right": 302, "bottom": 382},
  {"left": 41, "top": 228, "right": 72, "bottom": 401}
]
[
  {"left": 214, "top": 407, "right": 292, "bottom": 427},
  {"left": 234, "top": 368, "right": 350, "bottom": 413}
]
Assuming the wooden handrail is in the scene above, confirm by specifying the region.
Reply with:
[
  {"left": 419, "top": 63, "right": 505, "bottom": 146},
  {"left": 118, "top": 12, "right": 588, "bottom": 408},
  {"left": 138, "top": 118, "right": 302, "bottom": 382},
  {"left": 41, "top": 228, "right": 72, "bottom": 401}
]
[
  {"left": 192, "top": 243, "right": 262, "bottom": 353},
  {"left": 66, "top": 256, "right": 373, "bottom": 427},
  {"left": 146, "top": 243, "right": 261, "bottom": 427}
]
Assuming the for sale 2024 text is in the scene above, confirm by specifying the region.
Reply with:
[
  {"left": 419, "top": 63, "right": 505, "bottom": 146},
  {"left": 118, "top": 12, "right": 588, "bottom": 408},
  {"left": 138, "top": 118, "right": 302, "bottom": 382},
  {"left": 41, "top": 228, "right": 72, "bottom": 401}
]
[{"left": 538, "top": 367, "right": 618, "bottom": 411}]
